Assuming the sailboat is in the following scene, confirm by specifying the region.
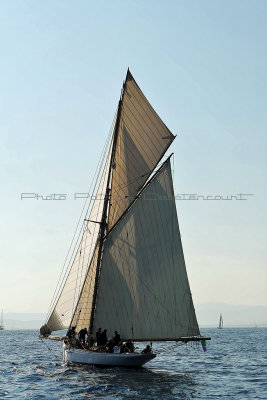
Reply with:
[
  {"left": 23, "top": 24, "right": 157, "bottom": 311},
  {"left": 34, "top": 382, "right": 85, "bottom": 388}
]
[
  {"left": 218, "top": 314, "right": 223, "bottom": 329},
  {"left": 41, "top": 69, "right": 210, "bottom": 367},
  {"left": 0, "top": 309, "right": 4, "bottom": 331}
]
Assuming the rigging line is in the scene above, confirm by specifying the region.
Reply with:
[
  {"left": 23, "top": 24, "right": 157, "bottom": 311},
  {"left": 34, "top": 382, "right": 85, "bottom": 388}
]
[
  {"left": 46, "top": 115, "right": 115, "bottom": 322},
  {"left": 50, "top": 116, "right": 114, "bottom": 314},
  {"left": 46, "top": 145, "right": 107, "bottom": 323},
  {"left": 74, "top": 155, "right": 113, "bottom": 300},
  {"left": 70, "top": 156, "right": 111, "bottom": 320},
  {"left": 61, "top": 129, "right": 111, "bottom": 284},
  {"left": 39, "top": 337, "right": 61, "bottom": 361},
  {"left": 46, "top": 151, "right": 106, "bottom": 323},
  {"left": 171, "top": 154, "right": 177, "bottom": 326},
  {"left": 109, "top": 171, "right": 151, "bottom": 199}
]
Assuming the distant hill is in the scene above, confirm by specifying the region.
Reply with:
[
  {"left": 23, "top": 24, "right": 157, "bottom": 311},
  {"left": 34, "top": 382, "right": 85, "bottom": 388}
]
[
  {"left": 1, "top": 304, "right": 267, "bottom": 330},
  {"left": 2, "top": 313, "right": 46, "bottom": 330},
  {"left": 195, "top": 303, "right": 267, "bottom": 327}
]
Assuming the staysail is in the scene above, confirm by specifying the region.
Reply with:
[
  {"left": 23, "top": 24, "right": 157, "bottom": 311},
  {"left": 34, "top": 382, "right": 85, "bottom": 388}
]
[
  {"left": 46, "top": 142, "right": 112, "bottom": 331},
  {"left": 92, "top": 159, "right": 200, "bottom": 340}
]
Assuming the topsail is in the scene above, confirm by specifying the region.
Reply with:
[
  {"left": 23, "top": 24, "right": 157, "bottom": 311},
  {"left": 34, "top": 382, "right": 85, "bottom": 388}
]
[{"left": 107, "top": 70, "right": 175, "bottom": 230}]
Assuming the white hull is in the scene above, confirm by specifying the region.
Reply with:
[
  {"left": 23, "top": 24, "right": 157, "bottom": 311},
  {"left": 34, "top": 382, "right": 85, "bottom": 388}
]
[{"left": 63, "top": 344, "right": 156, "bottom": 367}]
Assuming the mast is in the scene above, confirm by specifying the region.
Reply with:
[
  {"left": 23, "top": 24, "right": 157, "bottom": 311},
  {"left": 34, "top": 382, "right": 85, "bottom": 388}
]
[{"left": 88, "top": 75, "right": 126, "bottom": 336}]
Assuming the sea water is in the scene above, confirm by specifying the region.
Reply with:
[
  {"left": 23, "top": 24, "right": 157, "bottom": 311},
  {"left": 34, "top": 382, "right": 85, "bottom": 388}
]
[{"left": 0, "top": 328, "right": 266, "bottom": 399}]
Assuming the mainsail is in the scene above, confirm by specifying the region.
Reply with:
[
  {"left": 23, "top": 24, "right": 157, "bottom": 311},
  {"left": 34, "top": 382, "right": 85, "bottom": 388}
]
[{"left": 46, "top": 69, "right": 200, "bottom": 341}]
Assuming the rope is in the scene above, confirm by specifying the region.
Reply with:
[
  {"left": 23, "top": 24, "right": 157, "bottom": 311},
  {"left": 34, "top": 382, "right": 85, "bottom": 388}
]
[{"left": 39, "top": 337, "right": 61, "bottom": 361}]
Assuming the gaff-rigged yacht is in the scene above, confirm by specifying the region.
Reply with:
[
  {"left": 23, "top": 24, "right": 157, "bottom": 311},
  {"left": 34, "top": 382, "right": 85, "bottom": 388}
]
[
  {"left": 0, "top": 309, "right": 4, "bottom": 331},
  {"left": 41, "top": 70, "right": 210, "bottom": 367},
  {"left": 218, "top": 314, "right": 223, "bottom": 329}
]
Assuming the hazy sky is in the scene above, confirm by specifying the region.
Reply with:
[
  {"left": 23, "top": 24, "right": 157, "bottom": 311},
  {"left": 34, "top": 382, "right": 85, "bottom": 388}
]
[{"left": 1, "top": 0, "right": 266, "bottom": 313}]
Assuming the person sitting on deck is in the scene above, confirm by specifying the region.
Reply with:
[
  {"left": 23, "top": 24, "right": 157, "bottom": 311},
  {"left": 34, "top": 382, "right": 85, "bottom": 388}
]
[
  {"left": 78, "top": 328, "right": 88, "bottom": 346},
  {"left": 87, "top": 335, "right": 95, "bottom": 348},
  {"left": 120, "top": 343, "right": 127, "bottom": 353},
  {"left": 113, "top": 345, "right": 121, "bottom": 354},
  {"left": 106, "top": 338, "right": 115, "bottom": 353},
  {"left": 141, "top": 345, "right": 152, "bottom": 354},
  {"left": 125, "top": 339, "right": 135, "bottom": 353}
]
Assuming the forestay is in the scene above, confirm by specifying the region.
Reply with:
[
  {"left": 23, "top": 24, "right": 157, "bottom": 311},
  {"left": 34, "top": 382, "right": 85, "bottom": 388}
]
[{"left": 93, "top": 159, "right": 200, "bottom": 340}]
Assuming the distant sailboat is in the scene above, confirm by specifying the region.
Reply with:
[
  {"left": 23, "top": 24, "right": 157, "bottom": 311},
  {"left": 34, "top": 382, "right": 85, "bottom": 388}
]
[
  {"left": 218, "top": 314, "right": 223, "bottom": 329},
  {"left": 41, "top": 69, "right": 211, "bottom": 367},
  {"left": 0, "top": 309, "right": 4, "bottom": 331}
]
